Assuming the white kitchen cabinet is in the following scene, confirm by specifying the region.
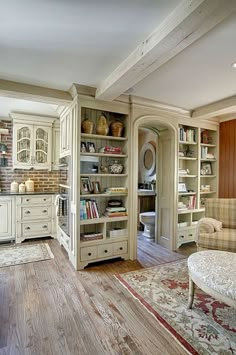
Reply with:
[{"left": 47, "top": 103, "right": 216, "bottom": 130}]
[
  {"left": 15, "top": 194, "right": 56, "bottom": 243},
  {"left": 52, "top": 123, "right": 60, "bottom": 170},
  {"left": 0, "top": 197, "right": 15, "bottom": 241},
  {"left": 11, "top": 113, "right": 56, "bottom": 170},
  {"left": 60, "top": 104, "right": 74, "bottom": 157}
]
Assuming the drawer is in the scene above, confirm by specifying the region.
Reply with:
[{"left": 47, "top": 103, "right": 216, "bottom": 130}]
[
  {"left": 97, "top": 244, "right": 113, "bottom": 258},
  {"left": 21, "top": 206, "right": 52, "bottom": 220},
  {"left": 21, "top": 221, "right": 52, "bottom": 237},
  {"left": 113, "top": 241, "right": 128, "bottom": 255},
  {"left": 18, "top": 195, "right": 52, "bottom": 206},
  {"left": 177, "top": 228, "right": 196, "bottom": 242},
  {"left": 80, "top": 246, "right": 97, "bottom": 261}
]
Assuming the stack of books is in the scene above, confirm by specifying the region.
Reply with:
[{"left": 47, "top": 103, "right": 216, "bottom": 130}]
[
  {"left": 104, "top": 146, "right": 122, "bottom": 154},
  {"left": 105, "top": 187, "right": 128, "bottom": 194},
  {"left": 105, "top": 206, "right": 127, "bottom": 218},
  {"left": 80, "top": 232, "right": 103, "bottom": 241}
]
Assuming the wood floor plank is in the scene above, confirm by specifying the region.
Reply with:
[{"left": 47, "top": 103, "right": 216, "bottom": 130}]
[{"left": 0, "top": 237, "right": 196, "bottom": 355}]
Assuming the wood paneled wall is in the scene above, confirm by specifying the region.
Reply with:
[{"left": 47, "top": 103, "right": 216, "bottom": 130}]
[{"left": 219, "top": 119, "right": 236, "bottom": 197}]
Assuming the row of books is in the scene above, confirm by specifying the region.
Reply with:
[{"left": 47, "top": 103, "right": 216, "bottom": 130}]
[
  {"left": 80, "top": 199, "right": 99, "bottom": 220},
  {"left": 179, "top": 127, "right": 196, "bottom": 143},
  {"left": 179, "top": 195, "right": 196, "bottom": 210}
]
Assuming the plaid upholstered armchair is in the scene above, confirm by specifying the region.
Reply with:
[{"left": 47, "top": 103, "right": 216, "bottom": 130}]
[{"left": 197, "top": 198, "right": 236, "bottom": 252}]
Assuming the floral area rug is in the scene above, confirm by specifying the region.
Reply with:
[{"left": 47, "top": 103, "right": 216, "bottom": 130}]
[
  {"left": 0, "top": 243, "right": 54, "bottom": 267},
  {"left": 115, "top": 260, "right": 236, "bottom": 355}
]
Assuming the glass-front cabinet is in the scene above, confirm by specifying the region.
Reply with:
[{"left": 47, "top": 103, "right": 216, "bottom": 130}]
[{"left": 12, "top": 113, "right": 54, "bottom": 170}]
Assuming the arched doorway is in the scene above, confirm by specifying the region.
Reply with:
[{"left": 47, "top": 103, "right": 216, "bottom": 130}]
[{"left": 129, "top": 115, "right": 178, "bottom": 260}]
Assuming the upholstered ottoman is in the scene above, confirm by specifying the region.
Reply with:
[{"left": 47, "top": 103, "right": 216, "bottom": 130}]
[{"left": 187, "top": 250, "right": 236, "bottom": 309}]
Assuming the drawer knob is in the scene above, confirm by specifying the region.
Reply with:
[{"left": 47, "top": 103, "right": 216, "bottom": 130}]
[
  {"left": 43, "top": 210, "right": 47, "bottom": 213},
  {"left": 180, "top": 235, "right": 184, "bottom": 238},
  {"left": 119, "top": 247, "right": 123, "bottom": 250},
  {"left": 26, "top": 199, "right": 30, "bottom": 202},
  {"left": 43, "top": 198, "right": 47, "bottom": 201},
  {"left": 88, "top": 252, "right": 92, "bottom": 256},
  {"left": 26, "top": 227, "right": 31, "bottom": 230},
  {"left": 25, "top": 211, "right": 31, "bottom": 214},
  {"left": 0, "top": 205, "right": 2, "bottom": 207},
  {"left": 43, "top": 225, "right": 48, "bottom": 229},
  {"left": 189, "top": 234, "right": 193, "bottom": 237},
  {"left": 104, "top": 250, "right": 108, "bottom": 253}
]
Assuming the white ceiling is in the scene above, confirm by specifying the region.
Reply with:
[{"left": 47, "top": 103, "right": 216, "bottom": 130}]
[{"left": 0, "top": 0, "right": 236, "bottom": 116}]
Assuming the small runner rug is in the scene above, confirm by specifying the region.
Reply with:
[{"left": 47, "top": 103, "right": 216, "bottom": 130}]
[
  {"left": 115, "top": 259, "right": 236, "bottom": 355},
  {"left": 0, "top": 243, "right": 54, "bottom": 268}
]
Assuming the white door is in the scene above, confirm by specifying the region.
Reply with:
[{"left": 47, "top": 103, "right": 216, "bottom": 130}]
[
  {"left": 157, "top": 130, "right": 174, "bottom": 249},
  {"left": 0, "top": 199, "right": 12, "bottom": 238}
]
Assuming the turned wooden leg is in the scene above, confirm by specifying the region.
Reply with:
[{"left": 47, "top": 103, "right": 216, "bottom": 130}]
[{"left": 187, "top": 276, "right": 195, "bottom": 309}]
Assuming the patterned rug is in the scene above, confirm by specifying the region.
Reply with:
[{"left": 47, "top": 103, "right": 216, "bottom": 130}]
[
  {"left": 0, "top": 243, "right": 54, "bottom": 267},
  {"left": 115, "top": 260, "right": 236, "bottom": 355}
]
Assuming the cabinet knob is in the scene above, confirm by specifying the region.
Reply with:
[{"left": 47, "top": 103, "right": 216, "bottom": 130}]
[
  {"left": 189, "top": 234, "right": 193, "bottom": 237},
  {"left": 119, "top": 247, "right": 123, "bottom": 250},
  {"left": 26, "top": 227, "right": 30, "bottom": 230},
  {"left": 43, "top": 198, "right": 47, "bottom": 201},
  {"left": 42, "top": 210, "right": 47, "bottom": 213},
  {"left": 0, "top": 205, "right": 2, "bottom": 207},
  {"left": 42, "top": 225, "right": 48, "bottom": 229},
  {"left": 88, "top": 252, "right": 92, "bottom": 256},
  {"left": 25, "top": 211, "right": 31, "bottom": 214},
  {"left": 104, "top": 250, "right": 108, "bottom": 253},
  {"left": 180, "top": 235, "right": 184, "bottom": 239},
  {"left": 26, "top": 199, "right": 30, "bottom": 202}
]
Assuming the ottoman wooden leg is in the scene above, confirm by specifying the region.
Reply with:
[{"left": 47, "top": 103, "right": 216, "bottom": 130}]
[{"left": 187, "top": 276, "right": 195, "bottom": 309}]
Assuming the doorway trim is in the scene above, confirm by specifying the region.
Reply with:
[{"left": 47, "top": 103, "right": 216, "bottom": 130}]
[{"left": 129, "top": 114, "right": 178, "bottom": 260}]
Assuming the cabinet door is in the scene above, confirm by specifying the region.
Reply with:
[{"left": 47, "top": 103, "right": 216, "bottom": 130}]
[
  {"left": 60, "top": 112, "right": 71, "bottom": 157},
  {"left": 13, "top": 124, "right": 34, "bottom": 169},
  {"left": 0, "top": 199, "right": 12, "bottom": 238},
  {"left": 33, "top": 126, "right": 52, "bottom": 170},
  {"left": 52, "top": 127, "right": 60, "bottom": 170}
]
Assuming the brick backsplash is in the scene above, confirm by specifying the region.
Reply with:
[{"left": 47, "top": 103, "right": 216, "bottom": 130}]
[{"left": 0, "top": 120, "right": 61, "bottom": 192}]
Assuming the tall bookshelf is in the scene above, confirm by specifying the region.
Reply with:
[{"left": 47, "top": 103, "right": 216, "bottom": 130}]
[
  {"left": 177, "top": 125, "right": 218, "bottom": 247},
  {"left": 78, "top": 104, "right": 130, "bottom": 269}
]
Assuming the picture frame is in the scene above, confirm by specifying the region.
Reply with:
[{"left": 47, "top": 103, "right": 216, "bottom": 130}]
[
  {"left": 80, "top": 141, "right": 87, "bottom": 152},
  {"left": 92, "top": 181, "right": 102, "bottom": 194},
  {"left": 80, "top": 177, "right": 92, "bottom": 194},
  {"left": 178, "top": 182, "right": 187, "bottom": 193},
  {"left": 87, "top": 142, "right": 96, "bottom": 153},
  {"left": 201, "top": 162, "right": 212, "bottom": 175}
]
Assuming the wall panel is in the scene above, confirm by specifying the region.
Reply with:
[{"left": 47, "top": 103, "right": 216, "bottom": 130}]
[{"left": 219, "top": 119, "right": 236, "bottom": 197}]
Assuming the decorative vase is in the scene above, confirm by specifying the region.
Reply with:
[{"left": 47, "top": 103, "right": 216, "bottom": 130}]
[
  {"left": 96, "top": 113, "right": 109, "bottom": 136},
  {"left": 110, "top": 120, "right": 124, "bottom": 137},
  {"left": 81, "top": 118, "right": 94, "bottom": 134},
  {"left": 108, "top": 160, "right": 124, "bottom": 174}
]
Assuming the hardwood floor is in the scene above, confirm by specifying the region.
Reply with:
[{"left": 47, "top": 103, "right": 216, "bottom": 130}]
[{"left": 0, "top": 236, "right": 196, "bottom": 355}]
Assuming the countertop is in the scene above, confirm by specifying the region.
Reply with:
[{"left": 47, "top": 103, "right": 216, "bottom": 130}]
[
  {"left": 0, "top": 191, "right": 58, "bottom": 196},
  {"left": 138, "top": 189, "right": 156, "bottom": 196}
]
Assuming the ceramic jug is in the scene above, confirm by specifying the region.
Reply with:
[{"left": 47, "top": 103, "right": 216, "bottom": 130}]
[{"left": 96, "top": 113, "right": 109, "bottom": 136}]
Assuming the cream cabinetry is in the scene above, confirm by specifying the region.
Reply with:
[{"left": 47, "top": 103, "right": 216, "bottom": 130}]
[
  {"left": 16, "top": 194, "right": 56, "bottom": 243},
  {"left": 60, "top": 105, "right": 73, "bottom": 157},
  {"left": 11, "top": 113, "right": 56, "bottom": 170},
  {"left": 0, "top": 197, "right": 15, "bottom": 241},
  {"left": 76, "top": 102, "right": 130, "bottom": 269},
  {"left": 177, "top": 125, "right": 218, "bottom": 247},
  {"left": 52, "top": 122, "right": 60, "bottom": 170}
]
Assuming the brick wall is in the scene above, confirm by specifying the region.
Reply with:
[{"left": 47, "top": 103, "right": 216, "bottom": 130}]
[{"left": 0, "top": 120, "right": 61, "bottom": 192}]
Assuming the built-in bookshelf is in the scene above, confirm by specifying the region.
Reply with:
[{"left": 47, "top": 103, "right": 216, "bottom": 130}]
[
  {"left": 78, "top": 105, "right": 129, "bottom": 268},
  {"left": 177, "top": 125, "right": 218, "bottom": 247}
]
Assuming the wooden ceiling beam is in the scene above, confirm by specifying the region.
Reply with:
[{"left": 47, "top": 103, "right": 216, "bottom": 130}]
[
  {"left": 0, "top": 79, "right": 72, "bottom": 105},
  {"left": 95, "top": 0, "right": 236, "bottom": 101},
  {"left": 192, "top": 95, "right": 236, "bottom": 119}
]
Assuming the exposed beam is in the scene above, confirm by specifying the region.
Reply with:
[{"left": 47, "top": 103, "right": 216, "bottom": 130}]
[
  {"left": 192, "top": 95, "right": 236, "bottom": 119},
  {"left": 0, "top": 79, "right": 72, "bottom": 105},
  {"left": 96, "top": 0, "right": 236, "bottom": 101}
]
